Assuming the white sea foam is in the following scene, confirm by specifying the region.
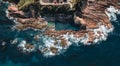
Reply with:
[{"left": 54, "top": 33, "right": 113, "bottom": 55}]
[
  {"left": 39, "top": 36, "right": 64, "bottom": 57},
  {"left": 38, "top": 23, "right": 115, "bottom": 56},
  {"left": 5, "top": 2, "right": 118, "bottom": 57},
  {"left": 106, "top": 6, "right": 120, "bottom": 21},
  {"left": 18, "top": 40, "right": 36, "bottom": 53},
  {"left": 11, "top": 38, "right": 18, "bottom": 45},
  {"left": 2, "top": 41, "right": 6, "bottom": 46},
  {"left": 18, "top": 40, "right": 26, "bottom": 47},
  {"left": 12, "top": 23, "right": 114, "bottom": 57}
]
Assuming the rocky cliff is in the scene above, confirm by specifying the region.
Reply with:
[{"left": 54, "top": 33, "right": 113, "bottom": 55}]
[{"left": 4, "top": 0, "right": 120, "bottom": 56}]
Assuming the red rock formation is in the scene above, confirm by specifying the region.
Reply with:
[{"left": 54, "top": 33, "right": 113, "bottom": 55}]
[{"left": 7, "top": 0, "right": 120, "bottom": 45}]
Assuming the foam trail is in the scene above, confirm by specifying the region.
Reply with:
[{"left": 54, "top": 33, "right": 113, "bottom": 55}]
[{"left": 11, "top": 38, "right": 18, "bottom": 45}]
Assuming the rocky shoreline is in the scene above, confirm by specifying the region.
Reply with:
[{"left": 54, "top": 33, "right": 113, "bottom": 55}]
[{"left": 4, "top": 0, "right": 120, "bottom": 56}]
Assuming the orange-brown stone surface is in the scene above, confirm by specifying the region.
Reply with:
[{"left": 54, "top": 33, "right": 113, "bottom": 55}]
[{"left": 7, "top": 0, "right": 120, "bottom": 44}]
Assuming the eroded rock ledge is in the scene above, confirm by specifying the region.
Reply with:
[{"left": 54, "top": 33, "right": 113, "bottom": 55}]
[{"left": 6, "top": 0, "right": 120, "bottom": 56}]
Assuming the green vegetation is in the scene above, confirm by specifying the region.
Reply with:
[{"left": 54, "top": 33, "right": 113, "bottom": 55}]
[
  {"left": 9, "top": 0, "right": 82, "bottom": 15},
  {"left": 70, "top": 0, "right": 81, "bottom": 9},
  {"left": 17, "top": 0, "right": 35, "bottom": 10}
]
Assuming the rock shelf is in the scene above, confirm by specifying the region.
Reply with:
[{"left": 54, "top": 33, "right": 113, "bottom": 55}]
[
  {"left": 15, "top": 17, "right": 47, "bottom": 30},
  {"left": 6, "top": 0, "right": 120, "bottom": 56}
]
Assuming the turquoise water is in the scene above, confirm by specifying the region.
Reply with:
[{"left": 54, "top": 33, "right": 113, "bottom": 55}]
[
  {"left": 47, "top": 21, "right": 80, "bottom": 31},
  {"left": 0, "top": 2, "right": 120, "bottom": 66},
  {"left": 55, "top": 21, "right": 80, "bottom": 30}
]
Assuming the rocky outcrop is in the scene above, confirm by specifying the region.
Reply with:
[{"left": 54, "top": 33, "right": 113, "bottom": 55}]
[
  {"left": 17, "top": 40, "right": 36, "bottom": 53},
  {"left": 6, "top": 0, "right": 120, "bottom": 56},
  {"left": 15, "top": 17, "right": 47, "bottom": 30}
]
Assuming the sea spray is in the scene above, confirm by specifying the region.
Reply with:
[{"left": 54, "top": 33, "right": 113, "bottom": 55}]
[
  {"left": 106, "top": 6, "right": 120, "bottom": 21},
  {"left": 4, "top": 2, "right": 119, "bottom": 57},
  {"left": 12, "top": 22, "right": 114, "bottom": 57},
  {"left": 17, "top": 40, "right": 36, "bottom": 53}
]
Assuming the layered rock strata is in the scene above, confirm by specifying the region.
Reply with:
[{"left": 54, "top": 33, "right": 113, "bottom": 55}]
[{"left": 6, "top": 0, "right": 120, "bottom": 56}]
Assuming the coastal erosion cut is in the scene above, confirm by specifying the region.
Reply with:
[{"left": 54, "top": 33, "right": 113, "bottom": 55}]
[{"left": 5, "top": 0, "right": 120, "bottom": 57}]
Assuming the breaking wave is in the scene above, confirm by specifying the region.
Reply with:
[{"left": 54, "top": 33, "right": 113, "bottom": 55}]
[
  {"left": 105, "top": 6, "right": 120, "bottom": 21},
  {"left": 4, "top": 2, "right": 120, "bottom": 57}
]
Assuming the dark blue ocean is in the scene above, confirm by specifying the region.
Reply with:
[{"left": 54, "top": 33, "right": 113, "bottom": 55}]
[{"left": 0, "top": 2, "right": 120, "bottom": 66}]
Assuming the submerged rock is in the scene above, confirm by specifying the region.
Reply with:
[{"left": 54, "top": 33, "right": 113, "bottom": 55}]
[{"left": 0, "top": 41, "right": 7, "bottom": 52}]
